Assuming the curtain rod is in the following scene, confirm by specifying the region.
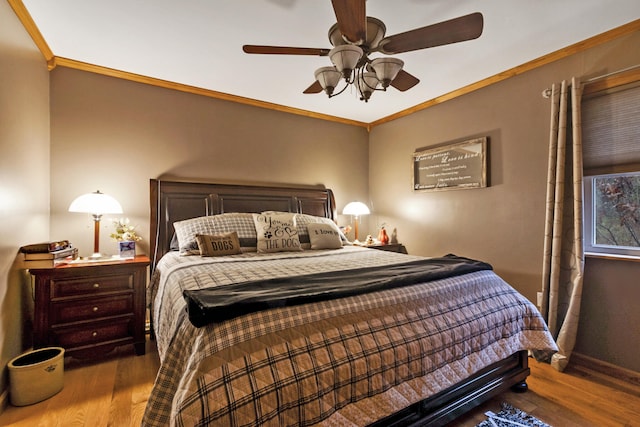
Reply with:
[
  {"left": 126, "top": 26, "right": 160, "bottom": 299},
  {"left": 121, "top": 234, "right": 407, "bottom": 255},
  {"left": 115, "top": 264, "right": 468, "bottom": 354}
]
[{"left": 541, "top": 63, "right": 640, "bottom": 98}]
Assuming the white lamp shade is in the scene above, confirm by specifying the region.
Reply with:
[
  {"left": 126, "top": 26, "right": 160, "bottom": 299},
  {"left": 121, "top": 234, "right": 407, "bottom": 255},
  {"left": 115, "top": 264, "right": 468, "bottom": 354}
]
[
  {"left": 370, "top": 57, "right": 404, "bottom": 88},
  {"left": 314, "top": 66, "right": 342, "bottom": 94},
  {"left": 342, "top": 201, "right": 370, "bottom": 216},
  {"left": 68, "top": 191, "right": 123, "bottom": 215},
  {"left": 329, "top": 45, "right": 363, "bottom": 75}
]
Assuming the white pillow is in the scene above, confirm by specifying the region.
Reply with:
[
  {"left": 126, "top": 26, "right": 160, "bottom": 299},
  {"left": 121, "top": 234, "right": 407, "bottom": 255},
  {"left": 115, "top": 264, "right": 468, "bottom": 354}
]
[
  {"left": 253, "top": 212, "right": 302, "bottom": 253},
  {"left": 294, "top": 213, "right": 349, "bottom": 249},
  {"left": 307, "top": 223, "right": 343, "bottom": 249}
]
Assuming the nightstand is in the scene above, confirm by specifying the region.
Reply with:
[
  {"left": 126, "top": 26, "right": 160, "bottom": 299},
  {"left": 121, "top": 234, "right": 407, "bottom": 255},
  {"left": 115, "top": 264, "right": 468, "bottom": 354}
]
[
  {"left": 29, "top": 255, "right": 149, "bottom": 359},
  {"left": 367, "top": 243, "right": 408, "bottom": 254}
]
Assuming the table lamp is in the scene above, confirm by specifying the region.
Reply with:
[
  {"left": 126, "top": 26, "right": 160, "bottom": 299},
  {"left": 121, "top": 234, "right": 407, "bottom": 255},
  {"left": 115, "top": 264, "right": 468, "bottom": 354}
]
[
  {"left": 69, "top": 190, "right": 123, "bottom": 258},
  {"left": 342, "top": 201, "right": 370, "bottom": 243}
]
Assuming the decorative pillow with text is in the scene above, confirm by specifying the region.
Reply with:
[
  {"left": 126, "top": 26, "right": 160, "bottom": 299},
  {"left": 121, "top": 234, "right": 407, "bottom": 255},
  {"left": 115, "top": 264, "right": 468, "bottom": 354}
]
[
  {"left": 307, "top": 223, "right": 343, "bottom": 249},
  {"left": 195, "top": 232, "right": 242, "bottom": 256},
  {"left": 294, "top": 213, "right": 349, "bottom": 248},
  {"left": 253, "top": 213, "right": 302, "bottom": 253}
]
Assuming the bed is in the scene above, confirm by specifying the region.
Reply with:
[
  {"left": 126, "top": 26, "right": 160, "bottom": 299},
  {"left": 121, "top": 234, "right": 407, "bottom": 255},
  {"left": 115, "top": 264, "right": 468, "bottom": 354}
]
[{"left": 143, "top": 179, "right": 557, "bottom": 427}]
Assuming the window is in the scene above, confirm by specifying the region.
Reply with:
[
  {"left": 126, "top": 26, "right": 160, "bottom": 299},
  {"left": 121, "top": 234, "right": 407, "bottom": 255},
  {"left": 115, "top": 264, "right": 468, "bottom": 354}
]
[
  {"left": 584, "top": 172, "right": 640, "bottom": 256},
  {"left": 582, "top": 70, "right": 640, "bottom": 257}
]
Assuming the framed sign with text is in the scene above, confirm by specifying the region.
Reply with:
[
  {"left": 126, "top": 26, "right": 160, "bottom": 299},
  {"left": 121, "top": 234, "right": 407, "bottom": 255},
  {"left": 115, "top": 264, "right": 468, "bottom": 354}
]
[{"left": 413, "top": 137, "right": 488, "bottom": 191}]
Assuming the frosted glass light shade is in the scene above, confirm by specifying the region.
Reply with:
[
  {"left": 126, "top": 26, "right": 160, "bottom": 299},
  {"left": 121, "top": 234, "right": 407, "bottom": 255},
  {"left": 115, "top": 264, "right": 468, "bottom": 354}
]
[
  {"left": 358, "top": 71, "right": 380, "bottom": 100},
  {"left": 68, "top": 191, "right": 123, "bottom": 215},
  {"left": 314, "top": 66, "right": 342, "bottom": 95},
  {"left": 329, "top": 45, "right": 363, "bottom": 79},
  {"left": 342, "top": 201, "right": 370, "bottom": 217},
  {"left": 370, "top": 57, "right": 404, "bottom": 88}
]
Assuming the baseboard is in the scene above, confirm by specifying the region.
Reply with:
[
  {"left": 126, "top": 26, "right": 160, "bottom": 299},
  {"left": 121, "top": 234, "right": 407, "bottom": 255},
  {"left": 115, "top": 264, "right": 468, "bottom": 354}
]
[{"left": 571, "top": 352, "right": 640, "bottom": 389}]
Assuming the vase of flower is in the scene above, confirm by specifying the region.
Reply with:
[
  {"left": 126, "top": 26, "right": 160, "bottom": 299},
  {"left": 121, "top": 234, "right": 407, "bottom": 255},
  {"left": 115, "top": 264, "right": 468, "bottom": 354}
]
[
  {"left": 118, "top": 241, "right": 136, "bottom": 259},
  {"left": 111, "top": 218, "right": 142, "bottom": 258}
]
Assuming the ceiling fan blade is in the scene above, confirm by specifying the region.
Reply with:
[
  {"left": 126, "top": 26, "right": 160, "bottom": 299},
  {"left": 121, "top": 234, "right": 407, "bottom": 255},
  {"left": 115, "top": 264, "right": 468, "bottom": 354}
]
[
  {"left": 378, "top": 12, "right": 483, "bottom": 55},
  {"left": 303, "top": 81, "right": 323, "bottom": 94},
  {"left": 390, "top": 70, "right": 420, "bottom": 92},
  {"left": 243, "top": 45, "right": 330, "bottom": 56},
  {"left": 331, "top": 0, "right": 366, "bottom": 44}
]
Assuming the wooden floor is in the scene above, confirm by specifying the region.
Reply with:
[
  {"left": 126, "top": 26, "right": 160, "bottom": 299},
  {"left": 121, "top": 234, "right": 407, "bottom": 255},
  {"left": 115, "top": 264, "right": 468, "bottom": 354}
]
[{"left": 1, "top": 339, "right": 639, "bottom": 427}]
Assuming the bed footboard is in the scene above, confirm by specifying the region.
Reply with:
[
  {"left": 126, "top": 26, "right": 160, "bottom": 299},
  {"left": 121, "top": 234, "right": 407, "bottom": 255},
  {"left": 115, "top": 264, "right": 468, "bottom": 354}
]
[{"left": 369, "top": 350, "right": 530, "bottom": 427}]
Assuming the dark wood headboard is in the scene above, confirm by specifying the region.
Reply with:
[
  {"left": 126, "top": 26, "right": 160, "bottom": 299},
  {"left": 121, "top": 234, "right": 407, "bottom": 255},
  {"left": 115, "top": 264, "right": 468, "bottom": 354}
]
[{"left": 149, "top": 179, "right": 337, "bottom": 270}]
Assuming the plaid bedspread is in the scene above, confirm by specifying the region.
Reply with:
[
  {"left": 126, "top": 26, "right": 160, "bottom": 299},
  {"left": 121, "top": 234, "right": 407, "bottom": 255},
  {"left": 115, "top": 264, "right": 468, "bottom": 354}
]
[{"left": 143, "top": 247, "right": 557, "bottom": 427}]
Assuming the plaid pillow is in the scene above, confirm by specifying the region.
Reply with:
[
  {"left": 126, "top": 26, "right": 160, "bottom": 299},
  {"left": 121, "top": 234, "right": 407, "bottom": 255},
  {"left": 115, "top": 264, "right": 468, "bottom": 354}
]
[{"left": 173, "top": 213, "right": 257, "bottom": 255}]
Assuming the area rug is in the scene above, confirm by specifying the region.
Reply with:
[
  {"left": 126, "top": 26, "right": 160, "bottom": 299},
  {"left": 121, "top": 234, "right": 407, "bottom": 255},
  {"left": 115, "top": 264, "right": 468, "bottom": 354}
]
[{"left": 476, "top": 403, "right": 552, "bottom": 427}]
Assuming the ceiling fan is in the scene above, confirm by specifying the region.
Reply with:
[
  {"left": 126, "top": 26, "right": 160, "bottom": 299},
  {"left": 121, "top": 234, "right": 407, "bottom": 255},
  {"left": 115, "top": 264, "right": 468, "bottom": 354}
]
[{"left": 243, "top": 0, "right": 483, "bottom": 102}]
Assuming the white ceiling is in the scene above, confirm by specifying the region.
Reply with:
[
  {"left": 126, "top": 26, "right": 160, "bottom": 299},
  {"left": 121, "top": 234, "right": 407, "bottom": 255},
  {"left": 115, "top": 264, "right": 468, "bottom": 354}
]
[{"left": 21, "top": 0, "right": 640, "bottom": 123}]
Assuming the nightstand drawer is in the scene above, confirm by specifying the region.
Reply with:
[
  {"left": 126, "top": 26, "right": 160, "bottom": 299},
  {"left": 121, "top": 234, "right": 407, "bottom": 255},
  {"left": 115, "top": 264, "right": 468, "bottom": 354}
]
[
  {"left": 53, "top": 317, "right": 133, "bottom": 349},
  {"left": 51, "top": 295, "right": 134, "bottom": 324},
  {"left": 51, "top": 274, "right": 133, "bottom": 298}
]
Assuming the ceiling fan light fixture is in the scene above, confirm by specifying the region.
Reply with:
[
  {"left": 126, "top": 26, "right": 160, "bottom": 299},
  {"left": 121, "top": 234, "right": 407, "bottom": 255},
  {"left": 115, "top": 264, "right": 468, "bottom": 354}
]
[
  {"left": 314, "top": 66, "right": 342, "bottom": 96},
  {"left": 370, "top": 57, "right": 404, "bottom": 88},
  {"left": 329, "top": 45, "right": 363, "bottom": 80}
]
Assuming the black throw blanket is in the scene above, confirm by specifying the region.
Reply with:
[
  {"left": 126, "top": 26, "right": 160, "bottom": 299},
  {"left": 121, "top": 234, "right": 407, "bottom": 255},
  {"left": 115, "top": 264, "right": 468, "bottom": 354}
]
[{"left": 183, "top": 254, "right": 492, "bottom": 327}]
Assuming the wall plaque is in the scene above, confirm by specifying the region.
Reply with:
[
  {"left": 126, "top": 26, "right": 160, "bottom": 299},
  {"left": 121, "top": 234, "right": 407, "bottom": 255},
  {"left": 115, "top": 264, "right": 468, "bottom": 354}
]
[{"left": 413, "top": 137, "right": 488, "bottom": 191}]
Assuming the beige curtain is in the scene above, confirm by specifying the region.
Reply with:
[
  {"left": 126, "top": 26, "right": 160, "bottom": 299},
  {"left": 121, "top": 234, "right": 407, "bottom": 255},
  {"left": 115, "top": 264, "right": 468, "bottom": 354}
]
[{"left": 539, "top": 78, "right": 584, "bottom": 372}]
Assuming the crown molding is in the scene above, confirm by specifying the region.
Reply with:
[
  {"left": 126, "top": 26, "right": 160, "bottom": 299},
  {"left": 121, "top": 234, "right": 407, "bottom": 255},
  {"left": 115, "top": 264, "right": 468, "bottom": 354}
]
[
  {"left": 7, "top": 0, "right": 53, "bottom": 64},
  {"left": 371, "top": 18, "right": 640, "bottom": 127},
  {"left": 8, "top": 0, "right": 639, "bottom": 130}
]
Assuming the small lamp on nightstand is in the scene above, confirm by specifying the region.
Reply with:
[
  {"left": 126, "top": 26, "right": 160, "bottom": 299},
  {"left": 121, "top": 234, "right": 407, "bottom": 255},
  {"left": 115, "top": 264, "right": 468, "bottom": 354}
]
[
  {"left": 69, "top": 190, "right": 123, "bottom": 258},
  {"left": 342, "top": 201, "right": 370, "bottom": 243}
]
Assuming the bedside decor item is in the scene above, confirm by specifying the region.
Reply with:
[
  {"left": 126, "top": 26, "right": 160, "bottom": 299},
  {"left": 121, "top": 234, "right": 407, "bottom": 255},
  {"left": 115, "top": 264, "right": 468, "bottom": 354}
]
[
  {"left": 342, "top": 201, "right": 370, "bottom": 243},
  {"left": 390, "top": 227, "right": 398, "bottom": 244},
  {"left": 69, "top": 190, "right": 123, "bottom": 258},
  {"left": 118, "top": 241, "right": 136, "bottom": 259},
  {"left": 110, "top": 217, "right": 142, "bottom": 243},
  {"left": 111, "top": 217, "right": 142, "bottom": 259},
  {"left": 413, "top": 137, "right": 487, "bottom": 191},
  {"left": 377, "top": 226, "right": 389, "bottom": 245}
]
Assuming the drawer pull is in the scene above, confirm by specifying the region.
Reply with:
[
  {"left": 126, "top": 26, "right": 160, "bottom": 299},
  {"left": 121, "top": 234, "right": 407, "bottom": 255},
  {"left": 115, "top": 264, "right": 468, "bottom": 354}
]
[
  {"left": 92, "top": 331, "right": 98, "bottom": 337},
  {"left": 92, "top": 306, "right": 99, "bottom": 312},
  {"left": 93, "top": 283, "right": 100, "bottom": 289}
]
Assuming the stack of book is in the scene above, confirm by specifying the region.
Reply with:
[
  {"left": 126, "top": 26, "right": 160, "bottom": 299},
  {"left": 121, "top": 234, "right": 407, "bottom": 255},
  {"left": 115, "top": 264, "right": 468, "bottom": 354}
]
[{"left": 18, "top": 240, "right": 78, "bottom": 268}]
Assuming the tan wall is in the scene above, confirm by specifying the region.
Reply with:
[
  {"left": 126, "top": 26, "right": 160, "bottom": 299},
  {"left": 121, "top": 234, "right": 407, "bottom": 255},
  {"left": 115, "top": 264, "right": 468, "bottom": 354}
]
[
  {"left": 0, "top": 2, "right": 51, "bottom": 393},
  {"left": 48, "top": 68, "right": 370, "bottom": 258},
  {"left": 370, "top": 31, "right": 640, "bottom": 372}
]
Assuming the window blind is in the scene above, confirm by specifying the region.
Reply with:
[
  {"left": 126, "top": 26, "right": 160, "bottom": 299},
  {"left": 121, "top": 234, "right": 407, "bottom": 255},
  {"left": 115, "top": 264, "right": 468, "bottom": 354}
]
[{"left": 582, "top": 83, "right": 640, "bottom": 174}]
